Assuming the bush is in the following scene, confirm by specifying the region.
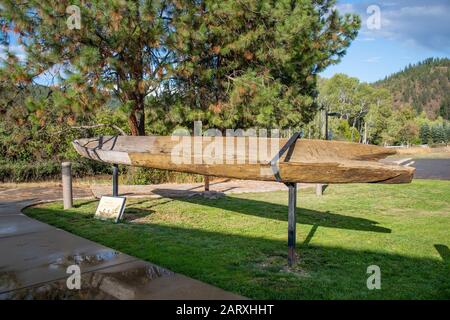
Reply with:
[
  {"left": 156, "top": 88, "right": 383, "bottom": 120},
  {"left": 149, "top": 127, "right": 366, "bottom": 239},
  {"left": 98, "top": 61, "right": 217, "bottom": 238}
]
[
  {"left": 0, "top": 160, "right": 110, "bottom": 183},
  {"left": 125, "top": 167, "right": 204, "bottom": 185},
  {"left": 0, "top": 158, "right": 207, "bottom": 184}
]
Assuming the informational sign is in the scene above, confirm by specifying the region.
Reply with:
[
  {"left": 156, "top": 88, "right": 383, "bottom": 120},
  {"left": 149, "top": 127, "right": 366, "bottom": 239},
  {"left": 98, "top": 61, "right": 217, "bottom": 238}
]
[{"left": 94, "top": 196, "right": 126, "bottom": 223}]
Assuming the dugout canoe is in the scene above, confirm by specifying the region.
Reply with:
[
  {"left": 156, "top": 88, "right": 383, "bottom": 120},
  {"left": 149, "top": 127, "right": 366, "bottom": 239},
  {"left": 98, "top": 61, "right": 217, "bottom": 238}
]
[{"left": 72, "top": 135, "right": 414, "bottom": 184}]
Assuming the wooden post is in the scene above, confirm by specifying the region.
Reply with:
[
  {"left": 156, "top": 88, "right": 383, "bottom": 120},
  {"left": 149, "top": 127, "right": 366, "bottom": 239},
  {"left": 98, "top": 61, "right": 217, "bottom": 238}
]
[
  {"left": 204, "top": 175, "right": 210, "bottom": 192},
  {"left": 62, "top": 162, "right": 73, "bottom": 210},
  {"left": 287, "top": 182, "right": 297, "bottom": 266},
  {"left": 112, "top": 164, "right": 119, "bottom": 197}
]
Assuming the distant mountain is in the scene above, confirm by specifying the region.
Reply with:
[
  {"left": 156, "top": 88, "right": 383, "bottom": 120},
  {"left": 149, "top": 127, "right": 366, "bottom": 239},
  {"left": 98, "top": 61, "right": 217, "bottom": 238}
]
[{"left": 374, "top": 57, "right": 450, "bottom": 120}]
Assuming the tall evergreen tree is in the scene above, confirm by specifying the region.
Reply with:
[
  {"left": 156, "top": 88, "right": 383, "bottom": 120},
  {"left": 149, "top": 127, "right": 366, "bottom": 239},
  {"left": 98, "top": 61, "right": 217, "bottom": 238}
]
[
  {"left": 170, "top": 0, "right": 360, "bottom": 130},
  {"left": 431, "top": 125, "right": 445, "bottom": 143},
  {"left": 419, "top": 123, "right": 431, "bottom": 144},
  {"left": 1, "top": 0, "right": 360, "bottom": 135},
  {"left": 439, "top": 96, "right": 450, "bottom": 120},
  {"left": 445, "top": 123, "right": 450, "bottom": 143},
  {"left": 0, "top": 0, "right": 174, "bottom": 136}
]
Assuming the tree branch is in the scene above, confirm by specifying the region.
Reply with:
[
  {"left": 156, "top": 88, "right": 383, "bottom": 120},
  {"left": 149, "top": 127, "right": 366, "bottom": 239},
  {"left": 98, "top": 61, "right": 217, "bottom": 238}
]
[{"left": 71, "top": 124, "right": 127, "bottom": 136}]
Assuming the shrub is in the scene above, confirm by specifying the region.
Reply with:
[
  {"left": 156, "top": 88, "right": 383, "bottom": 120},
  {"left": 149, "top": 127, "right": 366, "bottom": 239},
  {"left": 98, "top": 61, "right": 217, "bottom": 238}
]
[
  {"left": 0, "top": 160, "right": 110, "bottom": 183},
  {"left": 125, "top": 167, "right": 203, "bottom": 185}
]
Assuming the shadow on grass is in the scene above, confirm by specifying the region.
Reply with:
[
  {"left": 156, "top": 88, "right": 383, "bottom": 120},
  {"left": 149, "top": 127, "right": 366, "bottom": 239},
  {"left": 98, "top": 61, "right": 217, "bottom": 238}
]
[
  {"left": 73, "top": 199, "right": 98, "bottom": 208},
  {"left": 20, "top": 205, "right": 450, "bottom": 299},
  {"left": 151, "top": 189, "right": 391, "bottom": 234},
  {"left": 435, "top": 244, "right": 450, "bottom": 266},
  {"left": 122, "top": 198, "right": 175, "bottom": 221}
]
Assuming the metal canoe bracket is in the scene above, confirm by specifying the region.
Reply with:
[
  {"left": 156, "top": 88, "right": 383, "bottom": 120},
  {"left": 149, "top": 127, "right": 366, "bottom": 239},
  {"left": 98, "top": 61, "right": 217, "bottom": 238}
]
[
  {"left": 269, "top": 132, "right": 302, "bottom": 267},
  {"left": 269, "top": 131, "right": 302, "bottom": 183}
]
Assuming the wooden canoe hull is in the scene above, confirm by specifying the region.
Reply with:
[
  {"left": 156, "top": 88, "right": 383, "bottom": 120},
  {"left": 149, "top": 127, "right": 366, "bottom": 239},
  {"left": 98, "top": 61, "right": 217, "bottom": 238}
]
[{"left": 73, "top": 136, "right": 415, "bottom": 184}]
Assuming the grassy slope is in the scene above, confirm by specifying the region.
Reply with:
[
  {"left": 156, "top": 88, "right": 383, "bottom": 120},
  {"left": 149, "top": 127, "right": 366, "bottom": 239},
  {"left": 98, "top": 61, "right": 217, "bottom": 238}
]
[{"left": 25, "top": 180, "right": 450, "bottom": 299}]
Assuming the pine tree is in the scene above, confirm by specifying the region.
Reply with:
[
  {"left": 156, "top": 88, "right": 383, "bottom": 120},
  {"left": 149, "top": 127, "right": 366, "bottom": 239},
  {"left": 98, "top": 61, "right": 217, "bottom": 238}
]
[
  {"left": 375, "top": 58, "right": 450, "bottom": 119},
  {"left": 439, "top": 96, "right": 450, "bottom": 120},
  {"left": 420, "top": 123, "right": 431, "bottom": 144},
  {"left": 431, "top": 125, "right": 445, "bottom": 143},
  {"left": 446, "top": 124, "right": 450, "bottom": 143},
  {"left": 1, "top": 0, "right": 360, "bottom": 135},
  {"left": 0, "top": 0, "right": 173, "bottom": 136},
  {"left": 170, "top": 0, "right": 360, "bottom": 130}
]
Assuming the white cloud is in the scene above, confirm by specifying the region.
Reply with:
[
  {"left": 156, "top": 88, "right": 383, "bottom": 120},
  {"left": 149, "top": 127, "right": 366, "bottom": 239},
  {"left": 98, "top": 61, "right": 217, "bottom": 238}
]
[{"left": 337, "top": 0, "right": 450, "bottom": 53}]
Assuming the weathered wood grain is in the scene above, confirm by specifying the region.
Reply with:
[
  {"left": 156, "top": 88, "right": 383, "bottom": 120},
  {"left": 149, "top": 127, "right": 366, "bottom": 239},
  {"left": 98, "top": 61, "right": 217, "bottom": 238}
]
[{"left": 73, "top": 136, "right": 414, "bottom": 184}]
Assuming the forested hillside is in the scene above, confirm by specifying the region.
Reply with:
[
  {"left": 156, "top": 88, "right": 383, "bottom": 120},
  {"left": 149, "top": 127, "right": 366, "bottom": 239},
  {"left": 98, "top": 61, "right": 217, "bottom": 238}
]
[{"left": 374, "top": 58, "right": 450, "bottom": 119}]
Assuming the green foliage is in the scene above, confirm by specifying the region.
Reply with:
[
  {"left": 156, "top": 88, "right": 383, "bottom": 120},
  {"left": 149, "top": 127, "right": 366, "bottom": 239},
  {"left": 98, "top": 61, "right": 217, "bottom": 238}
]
[
  {"left": 1, "top": 0, "right": 360, "bottom": 135},
  {"left": 375, "top": 57, "right": 450, "bottom": 118},
  {"left": 318, "top": 73, "right": 449, "bottom": 145},
  {"left": 0, "top": 0, "right": 174, "bottom": 135},
  {"left": 440, "top": 95, "right": 450, "bottom": 120},
  {"left": 169, "top": 0, "right": 360, "bottom": 130},
  {"left": 125, "top": 167, "right": 203, "bottom": 185},
  {"left": 329, "top": 119, "right": 359, "bottom": 142},
  {"left": 431, "top": 125, "right": 446, "bottom": 144},
  {"left": 420, "top": 123, "right": 431, "bottom": 144},
  {"left": 0, "top": 84, "right": 128, "bottom": 181},
  {"left": 445, "top": 123, "right": 450, "bottom": 143},
  {"left": 0, "top": 159, "right": 110, "bottom": 182},
  {"left": 318, "top": 74, "right": 392, "bottom": 144},
  {"left": 382, "top": 106, "right": 420, "bottom": 145}
]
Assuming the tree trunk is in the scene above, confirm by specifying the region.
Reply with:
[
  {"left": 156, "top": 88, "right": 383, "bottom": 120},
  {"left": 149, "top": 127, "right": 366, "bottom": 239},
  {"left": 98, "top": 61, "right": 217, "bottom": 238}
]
[
  {"left": 128, "top": 97, "right": 146, "bottom": 136},
  {"left": 363, "top": 122, "right": 368, "bottom": 144},
  {"left": 351, "top": 118, "right": 357, "bottom": 142}
]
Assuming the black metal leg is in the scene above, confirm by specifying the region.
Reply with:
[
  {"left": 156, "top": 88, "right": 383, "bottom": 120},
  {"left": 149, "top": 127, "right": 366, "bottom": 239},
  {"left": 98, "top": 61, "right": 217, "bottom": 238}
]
[
  {"left": 287, "top": 182, "right": 297, "bottom": 266},
  {"left": 112, "top": 164, "right": 119, "bottom": 197}
]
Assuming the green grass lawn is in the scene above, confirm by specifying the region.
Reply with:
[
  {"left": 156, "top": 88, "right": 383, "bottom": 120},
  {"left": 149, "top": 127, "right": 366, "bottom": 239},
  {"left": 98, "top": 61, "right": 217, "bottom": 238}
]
[{"left": 25, "top": 180, "right": 450, "bottom": 299}]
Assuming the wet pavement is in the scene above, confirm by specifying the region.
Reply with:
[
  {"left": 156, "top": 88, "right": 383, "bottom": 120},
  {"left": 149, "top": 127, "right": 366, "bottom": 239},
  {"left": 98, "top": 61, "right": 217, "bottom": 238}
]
[
  {"left": 0, "top": 186, "right": 244, "bottom": 300},
  {"left": 412, "top": 159, "right": 450, "bottom": 180}
]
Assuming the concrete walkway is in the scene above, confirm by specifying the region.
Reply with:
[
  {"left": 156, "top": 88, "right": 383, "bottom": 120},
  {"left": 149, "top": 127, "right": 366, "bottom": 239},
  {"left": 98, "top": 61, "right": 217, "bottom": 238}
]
[{"left": 0, "top": 185, "right": 244, "bottom": 300}]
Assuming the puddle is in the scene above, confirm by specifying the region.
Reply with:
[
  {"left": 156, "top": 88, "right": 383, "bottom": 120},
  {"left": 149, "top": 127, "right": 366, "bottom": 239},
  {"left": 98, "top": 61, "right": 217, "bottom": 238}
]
[
  {"left": 47, "top": 249, "right": 121, "bottom": 270},
  {"left": 1, "top": 262, "right": 174, "bottom": 300}
]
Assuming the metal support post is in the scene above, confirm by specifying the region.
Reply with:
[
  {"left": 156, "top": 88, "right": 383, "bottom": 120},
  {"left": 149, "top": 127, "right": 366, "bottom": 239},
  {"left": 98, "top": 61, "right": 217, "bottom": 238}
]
[
  {"left": 269, "top": 131, "right": 302, "bottom": 266},
  {"left": 286, "top": 182, "right": 297, "bottom": 267},
  {"left": 112, "top": 164, "right": 119, "bottom": 197}
]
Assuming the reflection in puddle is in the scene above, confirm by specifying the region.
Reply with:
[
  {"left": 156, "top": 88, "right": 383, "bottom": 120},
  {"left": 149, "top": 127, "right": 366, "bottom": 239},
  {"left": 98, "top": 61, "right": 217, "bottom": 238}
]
[
  {"left": 0, "top": 271, "right": 20, "bottom": 294},
  {"left": 48, "top": 249, "right": 120, "bottom": 270},
  {"left": 1, "top": 263, "right": 173, "bottom": 300}
]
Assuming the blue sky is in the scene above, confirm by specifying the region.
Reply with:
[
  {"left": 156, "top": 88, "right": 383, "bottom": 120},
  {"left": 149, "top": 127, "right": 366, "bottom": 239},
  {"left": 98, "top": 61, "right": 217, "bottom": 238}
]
[{"left": 321, "top": 0, "right": 450, "bottom": 83}]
